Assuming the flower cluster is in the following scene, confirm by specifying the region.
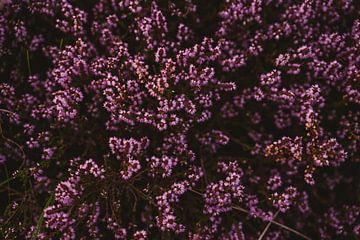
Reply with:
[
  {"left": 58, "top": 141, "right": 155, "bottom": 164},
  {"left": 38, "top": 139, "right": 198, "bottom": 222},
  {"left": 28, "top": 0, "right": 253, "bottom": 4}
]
[{"left": 0, "top": 0, "right": 359, "bottom": 239}]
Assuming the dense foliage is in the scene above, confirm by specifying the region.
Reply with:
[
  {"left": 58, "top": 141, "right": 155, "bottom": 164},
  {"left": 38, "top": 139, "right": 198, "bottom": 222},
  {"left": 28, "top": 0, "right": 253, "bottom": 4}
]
[{"left": 0, "top": 0, "right": 359, "bottom": 239}]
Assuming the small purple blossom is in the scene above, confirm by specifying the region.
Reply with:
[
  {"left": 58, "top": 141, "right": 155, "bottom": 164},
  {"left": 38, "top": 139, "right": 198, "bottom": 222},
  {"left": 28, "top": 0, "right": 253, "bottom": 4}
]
[{"left": 0, "top": 1, "right": 359, "bottom": 239}]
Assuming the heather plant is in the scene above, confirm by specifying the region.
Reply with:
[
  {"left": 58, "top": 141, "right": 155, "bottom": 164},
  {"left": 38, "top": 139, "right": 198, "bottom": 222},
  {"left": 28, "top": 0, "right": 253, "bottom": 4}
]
[{"left": 0, "top": 0, "right": 359, "bottom": 239}]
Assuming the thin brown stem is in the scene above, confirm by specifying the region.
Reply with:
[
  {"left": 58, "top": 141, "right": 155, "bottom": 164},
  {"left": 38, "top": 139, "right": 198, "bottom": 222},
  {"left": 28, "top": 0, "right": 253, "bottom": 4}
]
[
  {"left": 0, "top": 109, "right": 15, "bottom": 115},
  {"left": 258, "top": 210, "right": 280, "bottom": 240}
]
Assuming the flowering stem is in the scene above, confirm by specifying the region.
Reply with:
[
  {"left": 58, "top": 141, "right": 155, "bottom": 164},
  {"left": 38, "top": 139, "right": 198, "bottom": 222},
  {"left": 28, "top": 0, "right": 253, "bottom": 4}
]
[{"left": 190, "top": 189, "right": 311, "bottom": 240}]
